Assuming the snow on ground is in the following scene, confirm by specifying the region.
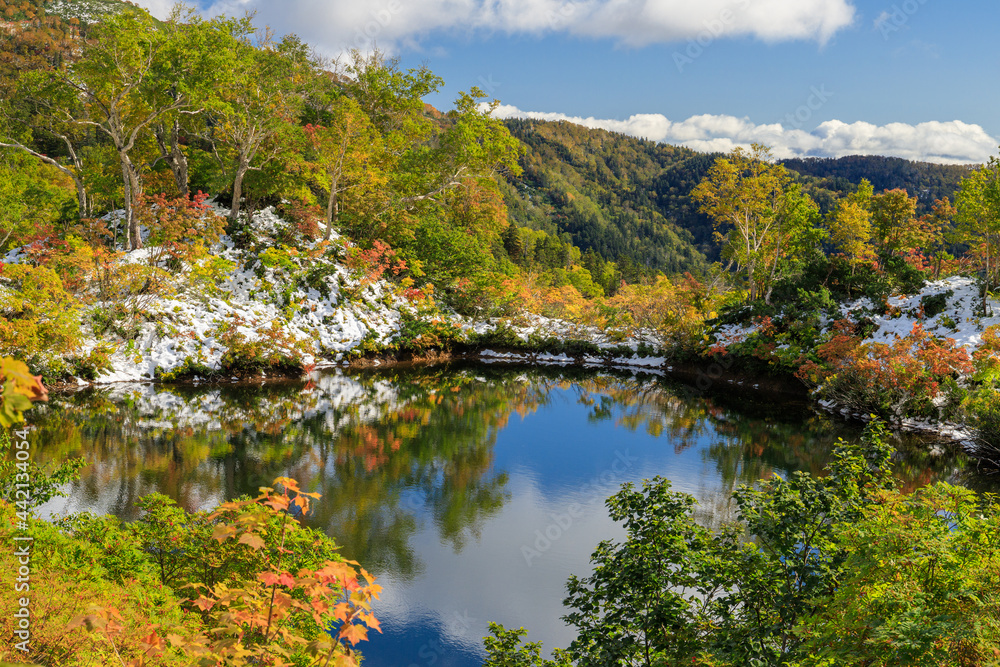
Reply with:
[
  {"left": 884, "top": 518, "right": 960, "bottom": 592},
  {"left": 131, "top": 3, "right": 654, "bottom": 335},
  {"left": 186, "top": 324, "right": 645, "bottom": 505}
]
[
  {"left": 707, "top": 276, "right": 1000, "bottom": 352},
  {"left": 841, "top": 276, "right": 1000, "bottom": 349},
  {"left": 66, "top": 205, "right": 408, "bottom": 383},
  {"left": 10, "top": 204, "right": 668, "bottom": 384},
  {"left": 14, "top": 202, "right": 1000, "bottom": 450}
]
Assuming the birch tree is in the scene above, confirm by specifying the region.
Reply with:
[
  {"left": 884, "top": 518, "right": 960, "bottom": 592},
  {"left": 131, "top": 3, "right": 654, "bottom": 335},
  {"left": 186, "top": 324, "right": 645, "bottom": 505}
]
[
  {"left": 205, "top": 19, "right": 310, "bottom": 222},
  {"left": 66, "top": 9, "right": 215, "bottom": 249},
  {"left": 691, "top": 143, "right": 791, "bottom": 302}
]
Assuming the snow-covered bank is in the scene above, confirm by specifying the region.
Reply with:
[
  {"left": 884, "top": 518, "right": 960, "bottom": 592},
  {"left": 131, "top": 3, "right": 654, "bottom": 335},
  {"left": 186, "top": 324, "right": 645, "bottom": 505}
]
[
  {"left": 714, "top": 275, "right": 1000, "bottom": 352},
  {"left": 4, "top": 204, "right": 671, "bottom": 385},
  {"left": 708, "top": 275, "right": 1000, "bottom": 456},
  {"left": 7, "top": 203, "right": 999, "bottom": 459}
]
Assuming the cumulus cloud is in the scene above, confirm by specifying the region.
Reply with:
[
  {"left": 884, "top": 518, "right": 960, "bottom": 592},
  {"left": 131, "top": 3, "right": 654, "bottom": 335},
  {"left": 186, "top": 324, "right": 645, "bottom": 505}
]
[
  {"left": 490, "top": 104, "right": 1000, "bottom": 164},
  {"left": 134, "top": 0, "right": 856, "bottom": 54}
]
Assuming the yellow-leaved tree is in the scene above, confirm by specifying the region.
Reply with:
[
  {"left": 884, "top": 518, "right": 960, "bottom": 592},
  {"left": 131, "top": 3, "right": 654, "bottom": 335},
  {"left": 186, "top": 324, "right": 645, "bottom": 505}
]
[{"left": 691, "top": 143, "right": 792, "bottom": 302}]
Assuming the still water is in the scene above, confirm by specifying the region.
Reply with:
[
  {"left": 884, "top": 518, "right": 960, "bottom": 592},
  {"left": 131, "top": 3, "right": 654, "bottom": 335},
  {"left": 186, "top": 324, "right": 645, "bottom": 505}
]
[{"left": 26, "top": 363, "right": 985, "bottom": 666}]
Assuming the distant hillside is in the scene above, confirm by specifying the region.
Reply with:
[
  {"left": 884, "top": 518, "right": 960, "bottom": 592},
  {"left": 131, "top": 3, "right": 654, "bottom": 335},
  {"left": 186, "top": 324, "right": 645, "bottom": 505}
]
[
  {"left": 43, "top": 0, "right": 133, "bottom": 23},
  {"left": 781, "top": 155, "right": 973, "bottom": 213},
  {"left": 502, "top": 121, "right": 976, "bottom": 273},
  {"left": 502, "top": 119, "right": 714, "bottom": 274},
  {"left": 0, "top": 0, "right": 131, "bottom": 25}
]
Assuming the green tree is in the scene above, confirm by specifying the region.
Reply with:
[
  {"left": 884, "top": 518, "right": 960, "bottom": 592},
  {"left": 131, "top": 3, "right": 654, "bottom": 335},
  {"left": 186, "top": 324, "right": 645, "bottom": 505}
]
[
  {"left": 66, "top": 8, "right": 212, "bottom": 248},
  {"left": 0, "top": 150, "right": 76, "bottom": 249},
  {"left": 762, "top": 182, "right": 825, "bottom": 301},
  {"left": 417, "top": 89, "right": 523, "bottom": 205},
  {"left": 956, "top": 155, "right": 1000, "bottom": 313},
  {"left": 205, "top": 18, "right": 310, "bottom": 222},
  {"left": 797, "top": 483, "right": 1000, "bottom": 666},
  {"left": 342, "top": 48, "right": 442, "bottom": 156},
  {"left": 0, "top": 42, "right": 92, "bottom": 217},
  {"left": 487, "top": 422, "right": 899, "bottom": 667},
  {"left": 148, "top": 7, "right": 234, "bottom": 199},
  {"left": 563, "top": 476, "right": 740, "bottom": 666}
]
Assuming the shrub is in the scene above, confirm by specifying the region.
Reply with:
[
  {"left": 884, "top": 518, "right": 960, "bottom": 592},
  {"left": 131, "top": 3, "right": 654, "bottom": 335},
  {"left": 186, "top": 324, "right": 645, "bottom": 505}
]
[
  {"left": 91, "top": 261, "right": 172, "bottom": 341},
  {"left": 0, "top": 428, "right": 84, "bottom": 509},
  {"left": 0, "top": 263, "right": 82, "bottom": 374},
  {"left": 138, "top": 191, "right": 226, "bottom": 268},
  {"left": 797, "top": 483, "right": 1000, "bottom": 665},
  {"left": 468, "top": 322, "right": 530, "bottom": 350},
  {"left": 0, "top": 503, "right": 194, "bottom": 667},
  {"left": 802, "top": 322, "right": 972, "bottom": 420},
  {"left": 1, "top": 477, "right": 381, "bottom": 667},
  {"left": 345, "top": 240, "right": 406, "bottom": 287},
  {"left": 215, "top": 316, "right": 308, "bottom": 377},
  {"left": 920, "top": 289, "right": 953, "bottom": 319},
  {"left": 275, "top": 198, "right": 322, "bottom": 246},
  {"left": 258, "top": 245, "right": 300, "bottom": 275},
  {"left": 393, "top": 312, "right": 466, "bottom": 354}
]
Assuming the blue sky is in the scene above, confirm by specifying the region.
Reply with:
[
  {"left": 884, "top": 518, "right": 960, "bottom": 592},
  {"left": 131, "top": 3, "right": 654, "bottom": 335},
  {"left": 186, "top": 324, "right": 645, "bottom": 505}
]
[{"left": 141, "top": 0, "right": 999, "bottom": 163}]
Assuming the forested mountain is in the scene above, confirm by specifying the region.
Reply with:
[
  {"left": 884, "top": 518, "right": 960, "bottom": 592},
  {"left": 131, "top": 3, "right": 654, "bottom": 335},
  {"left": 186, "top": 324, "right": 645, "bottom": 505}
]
[
  {"left": 501, "top": 119, "right": 715, "bottom": 274},
  {"left": 501, "top": 120, "right": 975, "bottom": 273},
  {"left": 781, "top": 155, "right": 973, "bottom": 213}
]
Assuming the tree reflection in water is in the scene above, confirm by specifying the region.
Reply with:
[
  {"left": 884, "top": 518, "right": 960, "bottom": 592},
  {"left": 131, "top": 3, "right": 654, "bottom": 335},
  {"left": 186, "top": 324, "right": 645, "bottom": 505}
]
[{"left": 25, "top": 363, "right": 986, "bottom": 583}]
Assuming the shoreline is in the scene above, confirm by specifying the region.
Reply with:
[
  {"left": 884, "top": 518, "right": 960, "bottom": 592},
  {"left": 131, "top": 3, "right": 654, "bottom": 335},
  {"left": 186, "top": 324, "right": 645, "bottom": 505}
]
[{"left": 45, "top": 343, "right": 987, "bottom": 460}]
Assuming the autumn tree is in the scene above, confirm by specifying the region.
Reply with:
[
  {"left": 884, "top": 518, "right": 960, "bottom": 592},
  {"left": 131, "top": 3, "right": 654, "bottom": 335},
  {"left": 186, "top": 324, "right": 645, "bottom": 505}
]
[
  {"left": 956, "top": 154, "right": 1000, "bottom": 313},
  {"left": 870, "top": 187, "right": 918, "bottom": 261},
  {"left": 827, "top": 179, "right": 876, "bottom": 277},
  {"left": 691, "top": 143, "right": 792, "bottom": 302},
  {"left": 206, "top": 17, "right": 310, "bottom": 222},
  {"left": 917, "top": 196, "right": 954, "bottom": 279},
  {"left": 303, "top": 95, "right": 384, "bottom": 240}
]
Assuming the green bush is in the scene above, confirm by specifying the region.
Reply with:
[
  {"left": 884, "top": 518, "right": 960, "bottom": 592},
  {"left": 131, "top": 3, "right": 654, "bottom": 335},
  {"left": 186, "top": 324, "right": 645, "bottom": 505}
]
[
  {"left": 392, "top": 312, "right": 466, "bottom": 354},
  {"left": 920, "top": 289, "right": 953, "bottom": 319},
  {"left": 483, "top": 422, "right": 1000, "bottom": 667}
]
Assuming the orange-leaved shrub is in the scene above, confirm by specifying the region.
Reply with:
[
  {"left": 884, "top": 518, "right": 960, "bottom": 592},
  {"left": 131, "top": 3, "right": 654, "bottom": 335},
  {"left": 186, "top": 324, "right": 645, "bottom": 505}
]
[
  {"left": 138, "top": 191, "right": 226, "bottom": 269},
  {"left": 54, "top": 477, "right": 381, "bottom": 666},
  {"left": 344, "top": 239, "right": 406, "bottom": 287},
  {"left": 799, "top": 321, "right": 972, "bottom": 420}
]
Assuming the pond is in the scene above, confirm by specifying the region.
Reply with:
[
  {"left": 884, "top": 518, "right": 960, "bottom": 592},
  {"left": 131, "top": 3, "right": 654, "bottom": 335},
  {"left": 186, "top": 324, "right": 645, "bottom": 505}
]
[{"left": 25, "top": 362, "right": 992, "bottom": 667}]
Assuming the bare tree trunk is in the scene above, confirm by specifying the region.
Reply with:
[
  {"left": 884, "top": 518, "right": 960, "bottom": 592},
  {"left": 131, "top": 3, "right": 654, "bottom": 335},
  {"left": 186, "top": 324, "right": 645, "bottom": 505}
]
[
  {"left": 121, "top": 154, "right": 143, "bottom": 250},
  {"left": 121, "top": 159, "right": 132, "bottom": 249},
  {"left": 325, "top": 175, "right": 338, "bottom": 241},
  {"left": 155, "top": 119, "right": 189, "bottom": 198},
  {"left": 229, "top": 156, "right": 250, "bottom": 222}
]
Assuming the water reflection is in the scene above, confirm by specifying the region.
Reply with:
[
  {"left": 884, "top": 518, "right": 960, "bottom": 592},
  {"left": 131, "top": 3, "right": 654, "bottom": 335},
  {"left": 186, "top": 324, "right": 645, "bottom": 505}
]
[{"left": 24, "top": 363, "right": 991, "bottom": 666}]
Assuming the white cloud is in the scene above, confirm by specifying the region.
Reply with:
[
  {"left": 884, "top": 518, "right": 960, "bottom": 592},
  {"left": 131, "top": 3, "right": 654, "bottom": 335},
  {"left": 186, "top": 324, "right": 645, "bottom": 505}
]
[
  {"left": 133, "top": 0, "right": 177, "bottom": 19},
  {"left": 134, "top": 0, "right": 856, "bottom": 54},
  {"left": 490, "top": 104, "right": 1000, "bottom": 164}
]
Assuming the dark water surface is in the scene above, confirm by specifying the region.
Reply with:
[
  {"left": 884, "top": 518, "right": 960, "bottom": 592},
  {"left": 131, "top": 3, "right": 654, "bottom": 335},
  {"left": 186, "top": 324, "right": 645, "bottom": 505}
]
[{"left": 25, "top": 363, "right": 992, "bottom": 667}]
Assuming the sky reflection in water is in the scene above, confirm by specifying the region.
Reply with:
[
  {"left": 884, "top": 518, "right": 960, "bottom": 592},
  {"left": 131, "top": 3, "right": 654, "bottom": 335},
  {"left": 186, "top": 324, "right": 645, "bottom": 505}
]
[{"left": 26, "top": 363, "right": 982, "bottom": 667}]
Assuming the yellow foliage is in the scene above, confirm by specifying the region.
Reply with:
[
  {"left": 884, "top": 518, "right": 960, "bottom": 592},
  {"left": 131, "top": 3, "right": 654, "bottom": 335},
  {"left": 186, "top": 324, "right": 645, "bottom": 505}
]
[{"left": 0, "top": 263, "right": 82, "bottom": 369}]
